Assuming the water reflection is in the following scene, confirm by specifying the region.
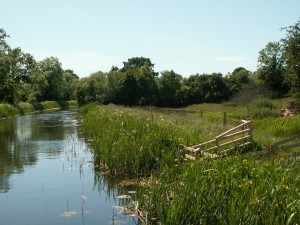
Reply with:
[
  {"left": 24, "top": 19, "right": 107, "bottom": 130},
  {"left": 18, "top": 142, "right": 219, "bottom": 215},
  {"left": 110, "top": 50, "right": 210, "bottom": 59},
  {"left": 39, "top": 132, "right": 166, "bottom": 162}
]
[
  {"left": 0, "top": 111, "right": 76, "bottom": 193},
  {"left": 0, "top": 110, "right": 140, "bottom": 225},
  {"left": 0, "top": 116, "right": 37, "bottom": 193}
]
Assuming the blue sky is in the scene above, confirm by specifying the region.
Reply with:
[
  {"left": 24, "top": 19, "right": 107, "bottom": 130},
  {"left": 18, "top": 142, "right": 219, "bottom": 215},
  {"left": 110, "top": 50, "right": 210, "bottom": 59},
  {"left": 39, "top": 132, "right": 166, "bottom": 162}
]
[{"left": 1, "top": 0, "right": 299, "bottom": 78}]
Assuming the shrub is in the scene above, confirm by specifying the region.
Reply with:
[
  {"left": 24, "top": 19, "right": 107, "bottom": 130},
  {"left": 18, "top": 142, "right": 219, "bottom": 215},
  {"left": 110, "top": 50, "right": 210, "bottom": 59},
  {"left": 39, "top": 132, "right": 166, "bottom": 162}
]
[
  {"left": 0, "top": 104, "right": 19, "bottom": 118},
  {"left": 17, "top": 102, "right": 35, "bottom": 114}
]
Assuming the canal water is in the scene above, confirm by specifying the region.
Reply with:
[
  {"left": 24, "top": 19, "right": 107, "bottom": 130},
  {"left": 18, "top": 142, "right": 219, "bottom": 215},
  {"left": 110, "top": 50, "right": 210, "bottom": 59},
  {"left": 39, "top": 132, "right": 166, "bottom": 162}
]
[{"left": 0, "top": 110, "right": 139, "bottom": 225}]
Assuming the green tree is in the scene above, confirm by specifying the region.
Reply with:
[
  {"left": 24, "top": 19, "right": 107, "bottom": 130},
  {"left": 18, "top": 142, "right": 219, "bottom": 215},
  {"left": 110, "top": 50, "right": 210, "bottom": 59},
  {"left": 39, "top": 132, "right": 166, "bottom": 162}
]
[
  {"left": 106, "top": 70, "right": 127, "bottom": 105},
  {"left": 63, "top": 69, "right": 79, "bottom": 100},
  {"left": 185, "top": 73, "right": 229, "bottom": 104},
  {"left": 0, "top": 28, "right": 36, "bottom": 103},
  {"left": 256, "top": 42, "right": 287, "bottom": 95},
  {"left": 157, "top": 70, "right": 183, "bottom": 107},
  {"left": 120, "top": 57, "right": 158, "bottom": 106},
  {"left": 225, "top": 67, "right": 252, "bottom": 96},
  {"left": 32, "top": 57, "right": 65, "bottom": 101},
  {"left": 0, "top": 28, "right": 9, "bottom": 52},
  {"left": 76, "top": 71, "right": 107, "bottom": 105},
  {"left": 282, "top": 19, "right": 300, "bottom": 106}
]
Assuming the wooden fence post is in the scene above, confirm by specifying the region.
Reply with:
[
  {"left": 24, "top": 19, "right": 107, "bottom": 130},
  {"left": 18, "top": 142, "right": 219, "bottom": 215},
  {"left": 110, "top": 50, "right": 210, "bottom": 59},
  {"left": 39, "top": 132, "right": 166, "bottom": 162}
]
[
  {"left": 223, "top": 112, "right": 227, "bottom": 126},
  {"left": 248, "top": 120, "right": 253, "bottom": 142},
  {"left": 178, "top": 144, "right": 185, "bottom": 163}
]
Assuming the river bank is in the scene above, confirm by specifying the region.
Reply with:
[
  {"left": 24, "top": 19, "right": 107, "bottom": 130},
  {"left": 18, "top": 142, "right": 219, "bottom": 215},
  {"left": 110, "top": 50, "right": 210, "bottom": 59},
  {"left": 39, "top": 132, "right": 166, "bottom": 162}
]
[
  {"left": 81, "top": 103, "right": 300, "bottom": 224},
  {"left": 0, "top": 100, "right": 77, "bottom": 119}
]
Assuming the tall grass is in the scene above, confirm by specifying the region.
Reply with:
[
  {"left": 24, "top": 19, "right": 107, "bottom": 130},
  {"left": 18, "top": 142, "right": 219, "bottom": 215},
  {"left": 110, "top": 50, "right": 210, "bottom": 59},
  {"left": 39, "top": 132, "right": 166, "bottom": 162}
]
[
  {"left": 139, "top": 156, "right": 300, "bottom": 224},
  {"left": 81, "top": 102, "right": 300, "bottom": 224},
  {"left": 247, "top": 98, "right": 279, "bottom": 118},
  {"left": 83, "top": 105, "right": 180, "bottom": 177},
  {"left": 253, "top": 116, "right": 300, "bottom": 146},
  {"left": 82, "top": 104, "right": 233, "bottom": 177}
]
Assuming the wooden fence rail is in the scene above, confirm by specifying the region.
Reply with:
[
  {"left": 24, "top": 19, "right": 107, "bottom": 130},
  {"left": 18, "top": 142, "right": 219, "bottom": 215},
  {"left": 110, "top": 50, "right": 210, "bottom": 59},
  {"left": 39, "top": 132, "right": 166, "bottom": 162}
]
[
  {"left": 179, "top": 119, "right": 253, "bottom": 160},
  {"left": 269, "top": 134, "right": 300, "bottom": 152}
]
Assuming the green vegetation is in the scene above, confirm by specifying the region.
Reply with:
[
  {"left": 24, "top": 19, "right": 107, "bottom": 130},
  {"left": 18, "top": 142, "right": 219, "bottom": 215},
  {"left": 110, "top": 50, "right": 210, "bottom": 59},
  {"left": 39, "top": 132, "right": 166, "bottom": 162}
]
[
  {"left": 81, "top": 102, "right": 300, "bottom": 225},
  {"left": 0, "top": 101, "right": 76, "bottom": 119},
  {"left": 0, "top": 29, "right": 79, "bottom": 105},
  {"left": 74, "top": 19, "right": 300, "bottom": 109},
  {"left": 140, "top": 156, "right": 299, "bottom": 224},
  {"left": 1, "top": 17, "right": 300, "bottom": 225},
  {"left": 0, "top": 103, "right": 19, "bottom": 118},
  {"left": 17, "top": 102, "right": 35, "bottom": 114},
  {"left": 1, "top": 19, "right": 300, "bottom": 110}
]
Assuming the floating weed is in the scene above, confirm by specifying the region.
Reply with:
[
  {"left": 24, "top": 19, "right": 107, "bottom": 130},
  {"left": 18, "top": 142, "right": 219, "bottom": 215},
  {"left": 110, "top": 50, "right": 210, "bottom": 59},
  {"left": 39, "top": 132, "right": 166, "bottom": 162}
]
[
  {"left": 60, "top": 210, "right": 89, "bottom": 218},
  {"left": 117, "top": 195, "right": 131, "bottom": 199},
  {"left": 60, "top": 210, "right": 80, "bottom": 218}
]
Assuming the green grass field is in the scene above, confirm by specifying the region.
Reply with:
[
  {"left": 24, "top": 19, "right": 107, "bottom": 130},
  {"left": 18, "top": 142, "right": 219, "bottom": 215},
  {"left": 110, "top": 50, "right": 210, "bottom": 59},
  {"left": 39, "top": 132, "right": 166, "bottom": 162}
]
[{"left": 81, "top": 99, "right": 300, "bottom": 225}]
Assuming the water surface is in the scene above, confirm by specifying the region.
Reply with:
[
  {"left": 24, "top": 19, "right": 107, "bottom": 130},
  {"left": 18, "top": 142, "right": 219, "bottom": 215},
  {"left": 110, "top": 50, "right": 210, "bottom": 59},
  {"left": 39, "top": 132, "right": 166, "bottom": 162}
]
[{"left": 0, "top": 110, "right": 138, "bottom": 225}]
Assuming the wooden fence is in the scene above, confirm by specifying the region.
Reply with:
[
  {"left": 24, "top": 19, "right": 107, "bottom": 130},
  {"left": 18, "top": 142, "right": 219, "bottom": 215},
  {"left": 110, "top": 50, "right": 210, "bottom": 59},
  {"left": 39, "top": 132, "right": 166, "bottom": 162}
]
[
  {"left": 178, "top": 119, "right": 253, "bottom": 160},
  {"left": 268, "top": 134, "right": 300, "bottom": 152}
]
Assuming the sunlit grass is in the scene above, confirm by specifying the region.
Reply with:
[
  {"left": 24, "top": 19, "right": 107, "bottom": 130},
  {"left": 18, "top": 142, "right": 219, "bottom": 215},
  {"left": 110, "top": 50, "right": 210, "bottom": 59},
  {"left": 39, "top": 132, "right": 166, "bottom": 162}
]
[
  {"left": 80, "top": 100, "right": 300, "bottom": 225},
  {"left": 139, "top": 155, "right": 300, "bottom": 224},
  {"left": 82, "top": 104, "right": 236, "bottom": 177}
]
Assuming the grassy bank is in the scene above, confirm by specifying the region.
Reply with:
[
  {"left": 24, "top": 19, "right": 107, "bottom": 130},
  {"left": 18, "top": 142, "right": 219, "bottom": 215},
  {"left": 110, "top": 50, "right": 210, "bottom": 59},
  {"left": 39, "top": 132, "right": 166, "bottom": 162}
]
[
  {"left": 0, "top": 101, "right": 77, "bottom": 119},
  {"left": 139, "top": 155, "right": 299, "bottom": 224},
  {"left": 81, "top": 100, "right": 300, "bottom": 224}
]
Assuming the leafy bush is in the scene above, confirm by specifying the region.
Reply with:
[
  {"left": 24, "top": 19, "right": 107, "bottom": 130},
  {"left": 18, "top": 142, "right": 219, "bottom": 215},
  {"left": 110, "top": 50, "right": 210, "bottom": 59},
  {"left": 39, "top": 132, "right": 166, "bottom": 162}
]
[
  {"left": 40, "top": 101, "right": 60, "bottom": 110},
  {"left": 17, "top": 102, "right": 35, "bottom": 114},
  {"left": 0, "top": 104, "right": 19, "bottom": 118}
]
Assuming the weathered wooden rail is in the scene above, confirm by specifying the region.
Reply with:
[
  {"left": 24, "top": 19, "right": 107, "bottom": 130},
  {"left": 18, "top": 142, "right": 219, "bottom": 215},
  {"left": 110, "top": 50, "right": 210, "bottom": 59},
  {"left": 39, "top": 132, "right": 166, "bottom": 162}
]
[
  {"left": 178, "top": 119, "right": 253, "bottom": 160},
  {"left": 268, "top": 134, "right": 300, "bottom": 152}
]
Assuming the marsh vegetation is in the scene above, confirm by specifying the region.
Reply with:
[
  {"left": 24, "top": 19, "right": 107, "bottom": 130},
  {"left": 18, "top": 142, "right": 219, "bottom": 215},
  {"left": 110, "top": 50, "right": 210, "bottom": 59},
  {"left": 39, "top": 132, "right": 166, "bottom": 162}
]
[{"left": 82, "top": 100, "right": 300, "bottom": 224}]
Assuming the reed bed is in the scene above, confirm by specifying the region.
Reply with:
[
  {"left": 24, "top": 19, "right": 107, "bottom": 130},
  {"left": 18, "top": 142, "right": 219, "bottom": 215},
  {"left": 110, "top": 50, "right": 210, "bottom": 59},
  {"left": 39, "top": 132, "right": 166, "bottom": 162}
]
[
  {"left": 82, "top": 104, "right": 232, "bottom": 177},
  {"left": 81, "top": 102, "right": 300, "bottom": 224}
]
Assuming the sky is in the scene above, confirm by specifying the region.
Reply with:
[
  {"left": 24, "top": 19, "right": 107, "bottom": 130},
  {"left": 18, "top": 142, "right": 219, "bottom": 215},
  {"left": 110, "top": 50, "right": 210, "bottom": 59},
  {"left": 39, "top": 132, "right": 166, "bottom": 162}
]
[{"left": 1, "top": 0, "right": 299, "bottom": 78}]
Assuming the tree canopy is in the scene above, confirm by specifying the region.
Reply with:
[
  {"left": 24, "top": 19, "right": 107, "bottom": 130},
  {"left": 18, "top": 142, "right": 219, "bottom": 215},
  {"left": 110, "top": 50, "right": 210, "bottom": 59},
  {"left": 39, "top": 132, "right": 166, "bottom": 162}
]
[
  {"left": 0, "top": 29, "right": 79, "bottom": 104},
  {"left": 1, "top": 19, "right": 300, "bottom": 109}
]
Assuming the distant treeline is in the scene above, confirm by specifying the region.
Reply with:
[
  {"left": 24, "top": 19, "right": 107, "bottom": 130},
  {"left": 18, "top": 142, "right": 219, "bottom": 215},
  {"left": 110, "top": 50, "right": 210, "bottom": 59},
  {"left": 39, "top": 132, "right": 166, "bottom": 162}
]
[{"left": 1, "top": 19, "right": 299, "bottom": 108}]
